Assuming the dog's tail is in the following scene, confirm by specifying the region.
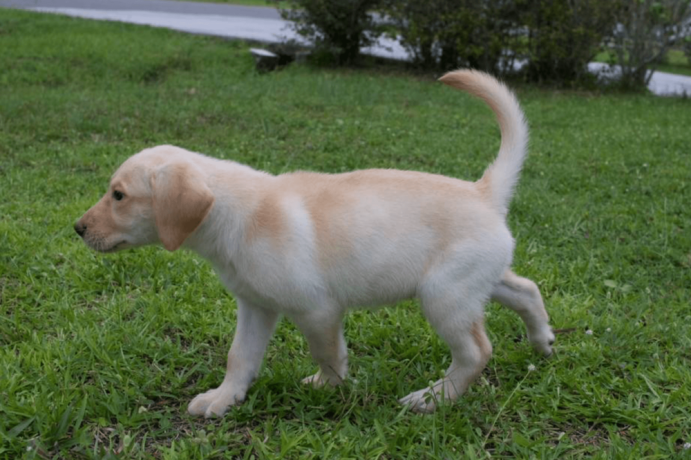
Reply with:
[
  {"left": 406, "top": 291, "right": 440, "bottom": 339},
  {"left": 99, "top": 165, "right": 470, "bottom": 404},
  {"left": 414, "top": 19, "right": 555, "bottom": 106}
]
[{"left": 439, "top": 70, "right": 528, "bottom": 217}]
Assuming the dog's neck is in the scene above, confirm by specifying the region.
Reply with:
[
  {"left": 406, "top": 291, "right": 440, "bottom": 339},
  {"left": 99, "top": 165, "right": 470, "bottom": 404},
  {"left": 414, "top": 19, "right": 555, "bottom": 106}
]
[{"left": 183, "top": 160, "right": 272, "bottom": 270}]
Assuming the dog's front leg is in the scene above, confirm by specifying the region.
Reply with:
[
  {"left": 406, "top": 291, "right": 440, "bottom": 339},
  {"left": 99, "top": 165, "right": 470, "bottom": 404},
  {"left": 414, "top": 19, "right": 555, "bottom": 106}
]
[{"left": 188, "top": 298, "right": 278, "bottom": 418}]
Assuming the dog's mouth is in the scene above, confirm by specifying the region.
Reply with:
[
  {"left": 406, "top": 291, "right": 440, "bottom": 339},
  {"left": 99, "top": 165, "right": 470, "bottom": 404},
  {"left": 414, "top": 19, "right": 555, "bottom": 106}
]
[
  {"left": 100, "top": 240, "right": 128, "bottom": 253},
  {"left": 84, "top": 237, "right": 128, "bottom": 253}
]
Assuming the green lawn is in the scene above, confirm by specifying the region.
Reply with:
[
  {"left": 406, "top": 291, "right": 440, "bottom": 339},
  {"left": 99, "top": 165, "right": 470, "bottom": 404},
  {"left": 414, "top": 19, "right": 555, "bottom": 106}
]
[
  {"left": 1, "top": 8, "right": 690, "bottom": 459},
  {"left": 595, "top": 49, "right": 691, "bottom": 77},
  {"left": 658, "top": 49, "right": 691, "bottom": 77}
]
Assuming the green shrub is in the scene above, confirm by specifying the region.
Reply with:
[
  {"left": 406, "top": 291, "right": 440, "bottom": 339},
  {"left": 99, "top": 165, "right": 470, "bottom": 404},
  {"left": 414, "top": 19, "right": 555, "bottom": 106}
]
[
  {"left": 271, "top": 0, "right": 384, "bottom": 65},
  {"left": 607, "top": 0, "right": 691, "bottom": 90},
  {"left": 272, "top": 0, "right": 686, "bottom": 90},
  {"left": 385, "top": 0, "right": 617, "bottom": 85},
  {"left": 384, "top": 0, "right": 521, "bottom": 73},
  {"left": 520, "top": 0, "right": 619, "bottom": 85}
]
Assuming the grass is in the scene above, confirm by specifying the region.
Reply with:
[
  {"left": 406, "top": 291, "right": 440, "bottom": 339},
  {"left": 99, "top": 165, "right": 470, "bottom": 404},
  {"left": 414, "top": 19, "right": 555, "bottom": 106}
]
[
  {"left": 1, "top": 8, "right": 690, "bottom": 459},
  {"left": 658, "top": 49, "right": 691, "bottom": 77},
  {"left": 595, "top": 49, "right": 691, "bottom": 77}
]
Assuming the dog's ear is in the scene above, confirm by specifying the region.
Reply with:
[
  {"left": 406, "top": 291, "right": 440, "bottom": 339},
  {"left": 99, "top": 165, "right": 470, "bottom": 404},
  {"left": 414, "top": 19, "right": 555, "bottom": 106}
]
[{"left": 152, "top": 162, "right": 215, "bottom": 251}]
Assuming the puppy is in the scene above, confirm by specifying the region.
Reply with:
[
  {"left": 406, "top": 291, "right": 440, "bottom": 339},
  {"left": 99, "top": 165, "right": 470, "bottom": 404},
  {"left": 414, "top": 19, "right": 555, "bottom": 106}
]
[{"left": 75, "top": 70, "right": 554, "bottom": 416}]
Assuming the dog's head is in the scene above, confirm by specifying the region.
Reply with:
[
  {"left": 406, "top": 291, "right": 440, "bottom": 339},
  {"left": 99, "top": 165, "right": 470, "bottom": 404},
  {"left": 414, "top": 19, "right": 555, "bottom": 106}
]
[{"left": 75, "top": 145, "right": 215, "bottom": 253}]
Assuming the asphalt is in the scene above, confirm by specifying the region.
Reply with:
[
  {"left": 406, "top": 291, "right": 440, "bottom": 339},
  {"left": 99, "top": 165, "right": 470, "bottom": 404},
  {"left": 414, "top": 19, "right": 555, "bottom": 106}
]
[
  {"left": 0, "top": 0, "right": 281, "bottom": 19},
  {"left": 2, "top": 0, "right": 690, "bottom": 96}
]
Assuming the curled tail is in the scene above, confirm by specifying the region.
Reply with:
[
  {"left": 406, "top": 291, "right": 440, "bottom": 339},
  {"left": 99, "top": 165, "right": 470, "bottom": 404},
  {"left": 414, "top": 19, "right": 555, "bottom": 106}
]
[{"left": 439, "top": 70, "right": 528, "bottom": 217}]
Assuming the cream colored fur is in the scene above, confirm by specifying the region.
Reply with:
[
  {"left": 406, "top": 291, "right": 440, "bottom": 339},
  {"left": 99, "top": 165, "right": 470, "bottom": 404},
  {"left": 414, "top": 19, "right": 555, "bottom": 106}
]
[{"left": 75, "top": 70, "right": 554, "bottom": 416}]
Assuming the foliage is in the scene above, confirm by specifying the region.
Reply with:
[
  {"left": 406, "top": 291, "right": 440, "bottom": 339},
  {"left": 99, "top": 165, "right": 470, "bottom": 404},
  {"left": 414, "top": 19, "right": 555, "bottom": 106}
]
[
  {"left": 274, "top": 0, "right": 691, "bottom": 88},
  {"left": 384, "top": 0, "right": 521, "bottom": 74},
  {"left": 606, "top": 0, "right": 691, "bottom": 89},
  {"left": 2, "top": 8, "right": 691, "bottom": 459},
  {"left": 520, "top": 0, "right": 620, "bottom": 85},
  {"left": 384, "top": 0, "right": 618, "bottom": 84},
  {"left": 270, "top": 0, "right": 385, "bottom": 64},
  {"left": 268, "top": 0, "right": 691, "bottom": 88}
]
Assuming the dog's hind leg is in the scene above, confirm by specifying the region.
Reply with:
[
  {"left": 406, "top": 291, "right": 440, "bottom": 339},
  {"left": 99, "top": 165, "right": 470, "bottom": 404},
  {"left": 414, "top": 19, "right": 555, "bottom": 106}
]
[
  {"left": 400, "top": 254, "right": 497, "bottom": 413},
  {"left": 292, "top": 309, "right": 348, "bottom": 387},
  {"left": 491, "top": 270, "right": 555, "bottom": 356},
  {"left": 400, "top": 296, "right": 492, "bottom": 413}
]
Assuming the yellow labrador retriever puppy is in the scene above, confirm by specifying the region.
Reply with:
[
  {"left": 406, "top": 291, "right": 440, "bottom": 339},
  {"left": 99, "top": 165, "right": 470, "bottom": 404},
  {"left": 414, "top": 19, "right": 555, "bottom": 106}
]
[{"left": 75, "top": 70, "right": 554, "bottom": 416}]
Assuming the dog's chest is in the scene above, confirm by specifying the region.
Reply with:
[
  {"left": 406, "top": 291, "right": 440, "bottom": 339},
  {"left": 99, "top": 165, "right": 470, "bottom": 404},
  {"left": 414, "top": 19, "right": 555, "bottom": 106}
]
[{"left": 212, "top": 259, "right": 325, "bottom": 313}]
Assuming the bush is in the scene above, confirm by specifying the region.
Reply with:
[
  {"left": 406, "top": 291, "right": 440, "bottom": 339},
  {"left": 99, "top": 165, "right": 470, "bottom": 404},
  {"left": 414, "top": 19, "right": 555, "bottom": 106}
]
[
  {"left": 384, "top": 0, "right": 521, "bottom": 74},
  {"left": 606, "top": 0, "right": 691, "bottom": 90},
  {"left": 271, "top": 0, "right": 385, "bottom": 65},
  {"left": 385, "top": 0, "right": 617, "bottom": 85},
  {"left": 520, "top": 0, "right": 620, "bottom": 85},
  {"left": 272, "top": 0, "right": 689, "bottom": 90}
]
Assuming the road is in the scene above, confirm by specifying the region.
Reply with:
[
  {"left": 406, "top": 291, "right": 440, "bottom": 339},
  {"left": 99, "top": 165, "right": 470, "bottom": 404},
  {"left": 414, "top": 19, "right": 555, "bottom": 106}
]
[{"left": 1, "top": 0, "right": 690, "bottom": 96}]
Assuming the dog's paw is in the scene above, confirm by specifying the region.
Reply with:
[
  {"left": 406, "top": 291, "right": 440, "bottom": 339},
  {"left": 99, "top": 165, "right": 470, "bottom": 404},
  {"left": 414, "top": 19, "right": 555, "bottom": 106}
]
[
  {"left": 301, "top": 373, "right": 327, "bottom": 388},
  {"left": 529, "top": 327, "right": 556, "bottom": 357},
  {"left": 188, "top": 385, "right": 245, "bottom": 418},
  {"left": 301, "top": 371, "right": 344, "bottom": 388},
  {"left": 399, "top": 388, "right": 438, "bottom": 414}
]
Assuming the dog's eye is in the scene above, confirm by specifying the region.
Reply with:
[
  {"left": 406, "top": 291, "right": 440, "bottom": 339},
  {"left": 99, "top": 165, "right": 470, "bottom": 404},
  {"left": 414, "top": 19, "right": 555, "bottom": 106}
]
[{"left": 113, "top": 190, "right": 124, "bottom": 201}]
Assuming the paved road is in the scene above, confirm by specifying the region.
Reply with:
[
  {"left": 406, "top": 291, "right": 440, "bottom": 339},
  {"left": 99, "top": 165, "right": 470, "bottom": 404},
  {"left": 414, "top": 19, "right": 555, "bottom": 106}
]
[
  {"left": 0, "top": 0, "right": 295, "bottom": 43},
  {"left": 2, "top": 0, "right": 690, "bottom": 96},
  {"left": 0, "top": 0, "right": 281, "bottom": 19}
]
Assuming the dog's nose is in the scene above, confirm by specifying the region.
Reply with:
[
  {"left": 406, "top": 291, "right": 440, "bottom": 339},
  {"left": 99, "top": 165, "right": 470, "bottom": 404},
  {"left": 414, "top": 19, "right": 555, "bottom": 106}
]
[{"left": 74, "top": 221, "right": 87, "bottom": 237}]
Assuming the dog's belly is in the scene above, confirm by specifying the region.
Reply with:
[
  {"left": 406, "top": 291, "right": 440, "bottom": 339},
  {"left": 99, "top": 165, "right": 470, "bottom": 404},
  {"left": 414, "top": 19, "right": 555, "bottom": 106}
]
[
  {"left": 223, "top": 269, "right": 418, "bottom": 313},
  {"left": 323, "top": 258, "right": 423, "bottom": 309},
  {"left": 214, "top": 247, "right": 424, "bottom": 313}
]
